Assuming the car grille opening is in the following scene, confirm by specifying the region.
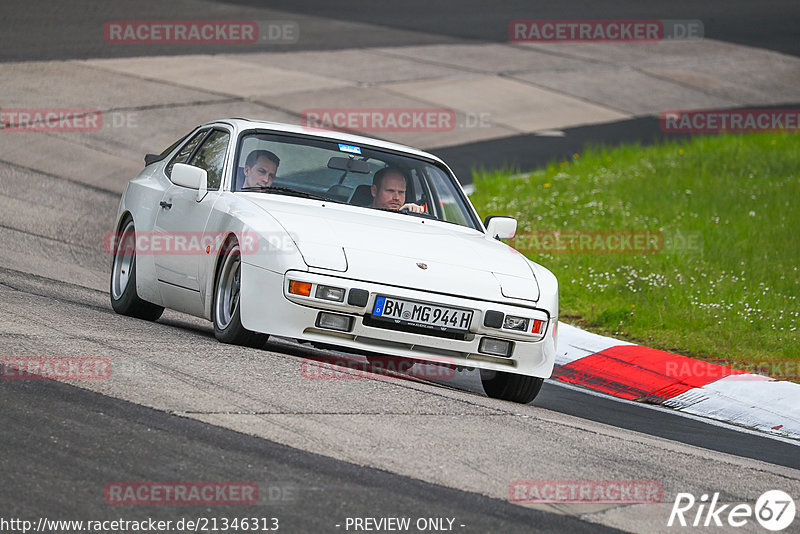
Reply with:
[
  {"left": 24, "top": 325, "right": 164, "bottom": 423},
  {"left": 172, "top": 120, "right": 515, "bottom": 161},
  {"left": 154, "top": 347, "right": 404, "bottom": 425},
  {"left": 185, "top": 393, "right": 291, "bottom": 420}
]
[{"left": 361, "top": 315, "right": 471, "bottom": 341}]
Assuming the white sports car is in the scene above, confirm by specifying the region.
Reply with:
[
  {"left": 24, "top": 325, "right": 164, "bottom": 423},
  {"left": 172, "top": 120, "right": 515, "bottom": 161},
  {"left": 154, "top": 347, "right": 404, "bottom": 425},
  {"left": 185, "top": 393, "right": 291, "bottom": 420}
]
[{"left": 110, "top": 118, "right": 558, "bottom": 403}]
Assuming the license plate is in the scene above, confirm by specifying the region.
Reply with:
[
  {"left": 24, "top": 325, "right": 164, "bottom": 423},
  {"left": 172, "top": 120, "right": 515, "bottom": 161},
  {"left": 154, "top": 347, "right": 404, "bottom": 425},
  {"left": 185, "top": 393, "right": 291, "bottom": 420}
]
[{"left": 371, "top": 296, "right": 473, "bottom": 333}]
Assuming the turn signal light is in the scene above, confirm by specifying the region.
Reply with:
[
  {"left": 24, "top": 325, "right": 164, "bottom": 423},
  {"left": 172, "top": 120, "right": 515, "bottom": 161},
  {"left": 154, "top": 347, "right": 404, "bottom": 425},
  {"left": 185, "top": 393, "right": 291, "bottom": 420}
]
[
  {"left": 288, "top": 280, "right": 312, "bottom": 297},
  {"left": 532, "top": 319, "right": 545, "bottom": 335}
]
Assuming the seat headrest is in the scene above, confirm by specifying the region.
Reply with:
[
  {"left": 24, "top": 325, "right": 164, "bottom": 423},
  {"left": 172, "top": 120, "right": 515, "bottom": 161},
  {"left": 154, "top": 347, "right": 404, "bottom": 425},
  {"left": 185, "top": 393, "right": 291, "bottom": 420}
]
[
  {"left": 326, "top": 184, "right": 354, "bottom": 203},
  {"left": 350, "top": 184, "right": 374, "bottom": 207}
]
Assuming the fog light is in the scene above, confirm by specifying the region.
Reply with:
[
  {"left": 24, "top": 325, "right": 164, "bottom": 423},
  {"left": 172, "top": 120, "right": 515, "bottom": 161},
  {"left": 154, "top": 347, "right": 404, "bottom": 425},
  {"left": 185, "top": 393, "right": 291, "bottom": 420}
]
[
  {"left": 503, "top": 315, "right": 528, "bottom": 331},
  {"left": 479, "top": 337, "right": 512, "bottom": 358},
  {"left": 316, "top": 312, "right": 353, "bottom": 332},
  {"left": 289, "top": 280, "right": 312, "bottom": 297},
  {"left": 315, "top": 285, "right": 345, "bottom": 302}
]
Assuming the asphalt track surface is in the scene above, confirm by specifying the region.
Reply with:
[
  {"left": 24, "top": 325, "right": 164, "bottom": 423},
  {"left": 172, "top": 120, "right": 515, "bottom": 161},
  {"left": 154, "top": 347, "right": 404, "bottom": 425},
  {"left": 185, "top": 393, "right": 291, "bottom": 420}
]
[
  {"left": 1, "top": 375, "right": 615, "bottom": 533},
  {"left": 2, "top": 1, "right": 800, "bottom": 532},
  {"left": 2, "top": 0, "right": 798, "bottom": 60},
  {"left": 228, "top": 0, "right": 800, "bottom": 57}
]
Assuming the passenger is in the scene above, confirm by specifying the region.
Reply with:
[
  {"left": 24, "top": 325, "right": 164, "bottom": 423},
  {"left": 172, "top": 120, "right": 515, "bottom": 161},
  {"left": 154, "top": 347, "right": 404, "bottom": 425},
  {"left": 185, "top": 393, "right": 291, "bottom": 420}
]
[
  {"left": 242, "top": 150, "right": 280, "bottom": 189},
  {"left": 370, "top": 167, "right": 424, "bottom": 213}
]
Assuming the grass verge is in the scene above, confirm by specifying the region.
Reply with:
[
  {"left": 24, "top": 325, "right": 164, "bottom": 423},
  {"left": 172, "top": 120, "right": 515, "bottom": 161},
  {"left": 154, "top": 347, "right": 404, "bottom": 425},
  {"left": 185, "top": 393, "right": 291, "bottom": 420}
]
[{"left": 469, "top": 132, "right": 799, "bottom": 380}]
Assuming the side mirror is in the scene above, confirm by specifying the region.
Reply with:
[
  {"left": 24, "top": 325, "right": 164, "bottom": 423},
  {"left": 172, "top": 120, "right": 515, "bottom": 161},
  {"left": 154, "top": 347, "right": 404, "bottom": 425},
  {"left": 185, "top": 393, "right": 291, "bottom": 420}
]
[
  {"left": 485, "top": 216, "right": 517, "bottom": 240},
  {"left": 172, "top": 163, "right": 208, "bottom": 202}
]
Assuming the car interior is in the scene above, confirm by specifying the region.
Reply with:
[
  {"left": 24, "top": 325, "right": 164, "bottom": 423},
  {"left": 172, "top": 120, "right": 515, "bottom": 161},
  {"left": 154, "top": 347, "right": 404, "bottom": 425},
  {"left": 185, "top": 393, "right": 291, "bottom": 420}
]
[{"left": 234, "top": 151, "right": 425, "bottom": 209}]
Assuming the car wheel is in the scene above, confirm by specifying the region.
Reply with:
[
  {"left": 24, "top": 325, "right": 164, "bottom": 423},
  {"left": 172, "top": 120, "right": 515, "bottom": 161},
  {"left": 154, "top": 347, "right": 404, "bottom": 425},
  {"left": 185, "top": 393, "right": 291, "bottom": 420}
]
[
  {"left": 213, "top": 238, "right": 268, "bottom": 348},
  {"left": 110, "top": 217, "right": 165, "bottom": 321},
  {"left": 480, "top": 369, "right": 543, "bottom": 404}
]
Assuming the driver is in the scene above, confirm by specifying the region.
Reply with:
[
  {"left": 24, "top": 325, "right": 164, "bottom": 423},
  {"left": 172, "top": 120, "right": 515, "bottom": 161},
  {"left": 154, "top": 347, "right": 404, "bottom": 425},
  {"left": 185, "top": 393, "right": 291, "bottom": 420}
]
[
  {"left": 242, "top": 150, "right": 280, "bottom": 189},
  {"left": 370, "top": 167, "right": 424, "bottom": 213}
]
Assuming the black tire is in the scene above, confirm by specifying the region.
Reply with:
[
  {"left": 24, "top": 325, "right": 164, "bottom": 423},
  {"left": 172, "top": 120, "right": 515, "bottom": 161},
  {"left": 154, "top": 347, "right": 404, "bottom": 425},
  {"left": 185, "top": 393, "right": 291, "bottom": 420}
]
[
  {"left": 109, "top": 216, "right": 164, "bottom": 321},
  {"left": 213, "top": 238, "right": 268, "bottom": 348},
  {"left": 480, "top": 369, "right": 544, "bottom": 404}
]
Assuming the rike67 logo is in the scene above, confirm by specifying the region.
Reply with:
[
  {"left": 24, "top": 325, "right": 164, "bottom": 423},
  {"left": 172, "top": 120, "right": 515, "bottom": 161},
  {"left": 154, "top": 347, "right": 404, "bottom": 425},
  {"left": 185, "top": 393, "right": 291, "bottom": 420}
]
[{"left": 668, "top": 490, "right": 796, "bottom": 531}]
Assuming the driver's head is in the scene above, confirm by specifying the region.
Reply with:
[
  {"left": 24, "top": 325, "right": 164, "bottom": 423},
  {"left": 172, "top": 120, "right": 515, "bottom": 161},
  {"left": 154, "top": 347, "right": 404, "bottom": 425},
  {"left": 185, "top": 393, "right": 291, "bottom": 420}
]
[
  {"left": 242, "top": 150, "right": 279, "bottom": 189},
  {"left": 371, "top": 167, "right": 407, "bottom": 210}
]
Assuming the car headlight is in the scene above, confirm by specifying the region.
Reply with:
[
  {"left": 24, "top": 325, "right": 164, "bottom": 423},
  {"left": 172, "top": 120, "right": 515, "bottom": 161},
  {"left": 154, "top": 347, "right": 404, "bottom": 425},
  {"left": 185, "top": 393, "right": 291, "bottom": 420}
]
[
  {"left": 315, "top": 285, "right": 345, "bottom": 302},
  {"left": 503, "top": 315, "right": 529, "bottom": 332}
]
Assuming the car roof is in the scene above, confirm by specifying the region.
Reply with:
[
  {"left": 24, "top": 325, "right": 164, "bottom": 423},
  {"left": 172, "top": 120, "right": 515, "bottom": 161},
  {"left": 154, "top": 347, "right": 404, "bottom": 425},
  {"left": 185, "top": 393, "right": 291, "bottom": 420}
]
[{"left": 205, "top": 118, "right": 448, "bottom": 166}]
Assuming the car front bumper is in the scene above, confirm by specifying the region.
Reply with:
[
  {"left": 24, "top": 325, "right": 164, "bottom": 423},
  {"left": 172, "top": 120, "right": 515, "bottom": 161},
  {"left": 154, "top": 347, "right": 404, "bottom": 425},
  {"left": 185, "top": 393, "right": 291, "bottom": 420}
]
[{"left": 239, "top": 264, "right": 557, "bottom": 378}]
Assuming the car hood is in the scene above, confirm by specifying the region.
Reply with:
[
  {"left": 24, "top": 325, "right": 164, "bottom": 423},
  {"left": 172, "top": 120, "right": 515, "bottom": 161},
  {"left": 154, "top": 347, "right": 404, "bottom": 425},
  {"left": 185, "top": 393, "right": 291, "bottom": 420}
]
[{"left": 242, "top": 195, "right": 539, "bottom": 301}]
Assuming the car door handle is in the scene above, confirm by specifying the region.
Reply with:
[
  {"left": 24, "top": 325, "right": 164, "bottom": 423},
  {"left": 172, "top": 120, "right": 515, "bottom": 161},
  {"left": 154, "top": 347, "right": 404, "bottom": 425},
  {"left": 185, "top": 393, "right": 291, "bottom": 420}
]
[{"left": 159, "top": 201, "right": 172, "bottom": 210}]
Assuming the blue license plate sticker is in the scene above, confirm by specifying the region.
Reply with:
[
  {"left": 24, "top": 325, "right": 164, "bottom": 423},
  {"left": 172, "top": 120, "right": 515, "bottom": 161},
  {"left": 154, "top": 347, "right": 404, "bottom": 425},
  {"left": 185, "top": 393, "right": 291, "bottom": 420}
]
[
  {"left": 373, "top": 296, "right": 386, "bottom": 316},
  {"left": 338, "top": 143, "right": 362, "bottom": 155}
]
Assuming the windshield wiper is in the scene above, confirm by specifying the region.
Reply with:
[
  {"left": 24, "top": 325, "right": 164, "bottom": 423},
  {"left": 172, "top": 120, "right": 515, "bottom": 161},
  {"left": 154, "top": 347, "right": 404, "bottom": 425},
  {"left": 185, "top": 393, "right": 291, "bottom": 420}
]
[{"left": 241, "top": 186, "right": 344, "bottom": 204}]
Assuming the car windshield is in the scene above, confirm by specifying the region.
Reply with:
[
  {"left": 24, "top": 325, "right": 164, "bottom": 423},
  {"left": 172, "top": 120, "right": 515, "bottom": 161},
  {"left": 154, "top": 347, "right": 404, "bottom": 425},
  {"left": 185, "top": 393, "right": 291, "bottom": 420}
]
[{"left": 233, "top": 131, "right": 479, "bottom": 230}]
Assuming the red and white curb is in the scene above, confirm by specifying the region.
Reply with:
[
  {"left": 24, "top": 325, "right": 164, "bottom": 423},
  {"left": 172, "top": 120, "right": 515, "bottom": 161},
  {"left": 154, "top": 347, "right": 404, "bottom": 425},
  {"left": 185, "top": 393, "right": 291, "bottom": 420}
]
[{"left": 554, "top": 323, "right": 800, "bottom": 440}]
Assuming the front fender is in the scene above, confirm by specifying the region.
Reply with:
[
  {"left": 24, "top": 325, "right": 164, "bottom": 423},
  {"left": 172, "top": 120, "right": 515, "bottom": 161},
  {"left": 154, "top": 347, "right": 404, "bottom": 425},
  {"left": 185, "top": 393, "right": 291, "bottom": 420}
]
[
  {"left": 199, "top": 195, "right": 308, "bottom": 320},
  {"left": 115, "top": 168, "right": 169, "bottom": 307},
  {"left": 526, "top": 259, "right": 559, "bottom": 351}
]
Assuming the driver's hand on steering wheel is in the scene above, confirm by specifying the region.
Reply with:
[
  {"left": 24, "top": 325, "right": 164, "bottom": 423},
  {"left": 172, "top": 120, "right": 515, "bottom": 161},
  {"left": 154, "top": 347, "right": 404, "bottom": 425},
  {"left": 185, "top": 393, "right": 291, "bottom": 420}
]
[{"left": 399, "top": 203, "right": 425, "bottom": 213}]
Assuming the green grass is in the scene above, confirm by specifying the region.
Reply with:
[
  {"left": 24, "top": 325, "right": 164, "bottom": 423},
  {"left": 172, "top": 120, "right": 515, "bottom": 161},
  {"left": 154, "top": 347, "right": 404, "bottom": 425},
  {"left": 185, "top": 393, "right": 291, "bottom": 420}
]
[{"left": 469, "top": 132, "right": 800, "bottom": 379}]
